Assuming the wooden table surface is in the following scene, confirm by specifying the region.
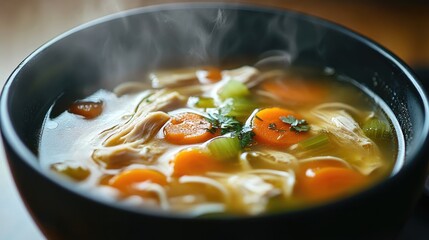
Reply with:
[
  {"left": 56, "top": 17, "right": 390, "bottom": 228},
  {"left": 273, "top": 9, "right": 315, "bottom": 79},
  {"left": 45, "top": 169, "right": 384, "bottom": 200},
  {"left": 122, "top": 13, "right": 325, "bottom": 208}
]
[{"left": 1, "top": 1, "right": 428, "bottom": 239}]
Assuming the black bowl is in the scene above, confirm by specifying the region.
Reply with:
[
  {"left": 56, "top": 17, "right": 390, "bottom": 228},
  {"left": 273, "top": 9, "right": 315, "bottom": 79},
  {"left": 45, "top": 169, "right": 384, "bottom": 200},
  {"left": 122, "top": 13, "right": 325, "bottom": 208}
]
[{"left": 1, "top": 3, "right": 429, "bottom": 240}]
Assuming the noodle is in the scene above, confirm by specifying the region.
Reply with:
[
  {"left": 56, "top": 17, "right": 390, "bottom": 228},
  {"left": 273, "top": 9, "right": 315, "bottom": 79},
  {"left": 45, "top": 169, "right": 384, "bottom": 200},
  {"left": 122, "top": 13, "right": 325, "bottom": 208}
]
[
  {"left": 40, "top": 65, "right": 396, "bottom": 215},
  {"left": 179, "top": 176, "right": 230, "bottom": 201}
]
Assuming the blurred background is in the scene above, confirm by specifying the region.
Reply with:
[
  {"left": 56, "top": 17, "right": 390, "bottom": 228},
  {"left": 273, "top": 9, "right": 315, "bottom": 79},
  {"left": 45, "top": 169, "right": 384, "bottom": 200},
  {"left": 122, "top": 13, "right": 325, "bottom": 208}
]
[{"left": 1, "top": 0, "right": 429, "bottom": 239}]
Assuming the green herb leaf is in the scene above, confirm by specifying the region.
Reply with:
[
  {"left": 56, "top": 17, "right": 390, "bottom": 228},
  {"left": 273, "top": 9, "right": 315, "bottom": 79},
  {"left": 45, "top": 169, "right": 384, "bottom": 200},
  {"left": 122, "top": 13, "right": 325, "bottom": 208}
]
[
  {"left": 292, "top": 125, "right": 310, "bottom": 132},
  {"left": 206, "top": 109, "right": 254, "bottom": 148},
  {"left": 208, "top": 112, "right": 242, "bottom": 135},
  {"left": 268, "top": 123, "right": 277, "bottom": 130},
  {"left": 280, "top": 116, "right": 296, "bottom": 125},
  {"left": 280, "top": 115, "right": 310, "bottom": 132},
  {"left": 239, "top": 126, "right": 255, "bottom": 148},
  {"left": 267, "top": 122, "right": 286, "bottom": 133}
]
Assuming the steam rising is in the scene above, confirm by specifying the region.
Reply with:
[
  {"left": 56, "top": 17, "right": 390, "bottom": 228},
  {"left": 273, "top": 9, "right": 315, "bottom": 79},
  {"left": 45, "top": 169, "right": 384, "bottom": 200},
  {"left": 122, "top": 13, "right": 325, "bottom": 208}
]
[{"left": 64, "top": 5, "right": 328, "bottom": 89}]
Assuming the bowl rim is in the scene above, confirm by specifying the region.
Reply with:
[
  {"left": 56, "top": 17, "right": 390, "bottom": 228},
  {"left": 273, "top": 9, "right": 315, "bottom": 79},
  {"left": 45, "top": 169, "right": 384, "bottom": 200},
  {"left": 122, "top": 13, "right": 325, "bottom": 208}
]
[{"left": 2, "top": 2, "right": 429, "bottom": 221}]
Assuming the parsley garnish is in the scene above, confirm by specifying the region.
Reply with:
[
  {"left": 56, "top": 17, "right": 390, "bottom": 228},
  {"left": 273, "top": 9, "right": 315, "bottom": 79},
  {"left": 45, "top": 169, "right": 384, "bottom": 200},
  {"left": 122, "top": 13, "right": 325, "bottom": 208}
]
[
  {"left": 206, "top": 112, "right": 241, "bottom": 134},
  {"left": 239, "top": 126, "right": 256, "bottom": 148},
  {"left": 206, "top": 110, "right": 255, "bottom": 148},
  {"left": 267, "top": 122, "right": 286, "bottom": 133},
  {"left": 280, "top": 115, "right": 310, "bottom": 132}
]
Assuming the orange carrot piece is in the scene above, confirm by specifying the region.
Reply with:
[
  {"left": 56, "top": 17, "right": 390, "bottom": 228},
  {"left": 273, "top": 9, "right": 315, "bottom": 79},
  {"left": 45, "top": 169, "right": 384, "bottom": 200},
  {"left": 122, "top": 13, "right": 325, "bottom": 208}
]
[
  {"left": 164, "top": 112, "right": 218, "bottom": 145},
  {"left": 252, "top": 107, "right": 309, "bottom": 147},
  {"left": 296, "top": 162, "right": 367, "bottom": 202},
  {"left": 171, "top": 149, "right": 223, "bottom": 177},
  {"left": 204, "top": 67, "right": 222, "bottom": 82},
  {"left": 68, "top": 101, "right": 103, "bottom": 119},
  {"left": 262, "top": 79, "right": 328, "bottom": 104},
  {"left": 197, "top": 67, "right": 223, "bottom": 83},
  {"left": 109, "top": 169, "right": 167, "bottom": 194}
]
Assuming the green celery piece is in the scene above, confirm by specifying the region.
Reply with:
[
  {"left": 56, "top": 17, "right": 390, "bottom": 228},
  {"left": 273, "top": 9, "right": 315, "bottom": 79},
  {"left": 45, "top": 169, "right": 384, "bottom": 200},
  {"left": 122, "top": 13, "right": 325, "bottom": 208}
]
[
  {"left": 362, "top": 118, "right": 392, "bottom": 140},
  {"left": 195, "top": 97, "right": 216, "bottom": 108},
  {"left": 207, "top": 137, "right": 241, "bottom": 161},
  {"left": 224, "top": 98, "right": 256, "bottom": 118},
  {"left": 218, "top": 80, "right": 250, "bottom": 100},
  {"left": 298, "top": 133, "right": 330, "bottom": 150}
]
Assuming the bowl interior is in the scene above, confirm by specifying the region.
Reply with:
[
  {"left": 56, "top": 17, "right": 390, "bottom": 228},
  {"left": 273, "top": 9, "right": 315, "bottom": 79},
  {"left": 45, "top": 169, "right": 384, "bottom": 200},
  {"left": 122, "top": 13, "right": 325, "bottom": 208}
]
[{"left": 2, "top": 3, "right": 429, "bottom": 216}]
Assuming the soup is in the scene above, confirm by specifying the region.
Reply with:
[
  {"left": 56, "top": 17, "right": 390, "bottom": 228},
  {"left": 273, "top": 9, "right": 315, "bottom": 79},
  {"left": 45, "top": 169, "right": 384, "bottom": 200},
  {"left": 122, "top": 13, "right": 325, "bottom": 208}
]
[{"left": 39, "top": 65, "right": 397, "bottom": 216}]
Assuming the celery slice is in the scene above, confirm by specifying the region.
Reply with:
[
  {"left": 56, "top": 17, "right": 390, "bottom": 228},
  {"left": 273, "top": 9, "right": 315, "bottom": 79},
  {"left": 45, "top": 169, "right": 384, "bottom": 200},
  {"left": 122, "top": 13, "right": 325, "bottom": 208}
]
[
  {"left": 218, "top": 80, "right": 250, "bottom": 100},
  {"left": 195, "top": 97, "right": 216, "bottom": 108},
  {"left": 207, "top": 137, "right": 241, "bottom": 161},
  {"left": 362, "top": 118, "right": 391, "bottom": 140},
  {"left": 223, "top": 98, "right": 257, "bottom": 118},
  {"left": 298, "top": 133, "right": 330, "bottom": 151}
]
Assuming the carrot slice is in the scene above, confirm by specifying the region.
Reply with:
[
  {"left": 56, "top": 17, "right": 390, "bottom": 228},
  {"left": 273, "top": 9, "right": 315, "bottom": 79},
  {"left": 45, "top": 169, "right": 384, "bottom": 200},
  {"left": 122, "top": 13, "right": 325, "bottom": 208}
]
[
  {"left": 164, "top": 112, "right": 218, "bottom": 145},
  {"left": 171, "top": 149, "right": 223, "bottom": 177},
  {"left": 296, "top": 161, "right": 367, "bottom": 202},
  {"left": 262, "top": 79, "right": 327, "bottom": 104},
  {"left": 197, "top": 66, "right": 223, "bottom": 83},
  {"left": 109, "top": 169, "right": 167, "bottom": 194},
  {"left": 252, "top": 107, "right": 309, "bottom": 147},
  {"left": 204, "top": 67, "right": 222, "bottom": 82},
  {"left": 68, "top": 101, "right": 103, "bottom": 119}
]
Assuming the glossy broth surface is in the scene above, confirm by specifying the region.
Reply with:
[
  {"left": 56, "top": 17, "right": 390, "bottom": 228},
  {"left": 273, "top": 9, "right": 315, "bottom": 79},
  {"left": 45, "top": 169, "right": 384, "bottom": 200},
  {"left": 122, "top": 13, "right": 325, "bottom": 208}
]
[{"left": 39, "top": 66, "right": 398, "bottom": 216}]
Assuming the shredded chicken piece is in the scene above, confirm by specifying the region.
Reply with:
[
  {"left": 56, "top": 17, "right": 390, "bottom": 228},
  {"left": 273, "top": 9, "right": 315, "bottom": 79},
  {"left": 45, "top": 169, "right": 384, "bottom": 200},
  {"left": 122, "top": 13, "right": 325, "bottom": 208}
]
[
  {"left": 245, "top": 169, "right": 295, "bottom": 197},
  {"left": 313, "top": 110, "right": 371, "bottom": 147},
  {"left": 122, "top": 111, "right": 170, "bottom": 144},
  {"left": 112, "top": 113, "right": 167, "bottom": 146},
  {"left": 227, "top": 174, "right": 280, "bottom": 215},
  {"left": 245, "top": 70, "right": 286, "bottom": 88},
  {"left": 103, "top": 90, "right": 185, "bottom": 146},
  {"left": 222, "top": 66, "right": 259, "bottom": 86},
  {"left": 92, "top": 142, "right": 166, "bottom": 169},
  {"left": 167, "top": 84, "right": 212, "bottom": 96},
  {"left": 205, "top": 169, "right": 296, "bottom": 214},
  {"left": 113, "top": 81, "right": 151, "bottom": 97},
  {"left": 240, "top": 150, "right": 298, "bottom": 171},
  {"left": 149, "top": 68, "right": 199, "bottom": 88},
  {"left": 260, "top": 150, "right": 297, "bottom": 164},
  {"left": 92, "top": 90, "right": 185, "bottom": 169},
  {"left": 311, "top": 108, "right": 383, "bottom": 175}
]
